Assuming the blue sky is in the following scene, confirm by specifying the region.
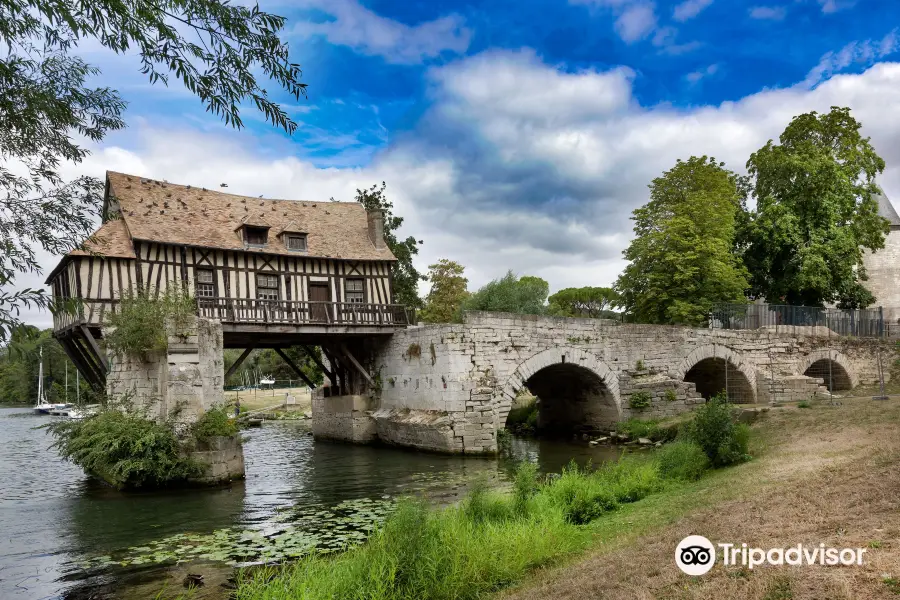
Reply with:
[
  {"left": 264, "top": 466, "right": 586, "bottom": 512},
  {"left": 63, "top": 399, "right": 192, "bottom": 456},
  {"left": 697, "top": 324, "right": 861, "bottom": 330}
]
[{"left": 22, "top": 0, "right": 900, "bottom": 325}]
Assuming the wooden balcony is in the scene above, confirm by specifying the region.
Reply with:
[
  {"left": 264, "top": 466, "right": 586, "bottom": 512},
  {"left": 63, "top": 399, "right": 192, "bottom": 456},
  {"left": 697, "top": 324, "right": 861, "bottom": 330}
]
[
  {"left": 196, "top": 297, "right": 412, "bottom": 327},
  {"left": 52, "top": 297, "right": 412, "bottom": 351}
]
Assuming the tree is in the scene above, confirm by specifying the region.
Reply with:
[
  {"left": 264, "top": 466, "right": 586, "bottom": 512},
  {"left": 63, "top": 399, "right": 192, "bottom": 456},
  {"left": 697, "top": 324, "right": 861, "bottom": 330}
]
[
  {"left": 741, "top": 107, "right": 889, "bottom": 307},
  {"left": 462, "top": 271, "right": 549, "bottom": 315},
  {"left": 223, "top": 347, "right": 323, "bottom": 388},
  {"left": 0, "top": 0, "right": 308, "bottom": 341},
  {"left": 354, "top": 182, "right": 424, "bottom": 309},
  {"left": 615, "top": 156, "right": 750, "bottom": 325},
  {"left": 419, "top": 259, "right": 469, "bottom": 323},
  {"left": 548, "top": 287, "right": 618, "bottom": 318},
  {"left": 0, "top": 327, "right": 84, "bottom": 404}
]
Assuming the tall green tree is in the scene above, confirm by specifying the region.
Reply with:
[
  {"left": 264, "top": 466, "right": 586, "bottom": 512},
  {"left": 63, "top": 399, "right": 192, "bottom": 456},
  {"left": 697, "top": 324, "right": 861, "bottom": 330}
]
[
  {"left": 354, "top": 182, "right": 424, "bottom": 309},
  {"left": 741, "top": 107, "right": 889, "bottom": 307},
  {"left": 0, "top": 328, "right": 86, "bottom": 404},
  {"left": 615, "top": 156, "right": 750, "bottom": 325},
  {"left": 0, "top": 0, "right": 308, "bottom": 341},
  {"left": 420, "top": 259, "right": 469, "bottom": 323},
  {"left": 548, "top": 287, "right": 618, "bottom": 318},
  {"left": 223, "top": 347, "right": 323, "bottom": 388},
  {"left": 462, "top": 272, "right": 549, "bottom": 315}
]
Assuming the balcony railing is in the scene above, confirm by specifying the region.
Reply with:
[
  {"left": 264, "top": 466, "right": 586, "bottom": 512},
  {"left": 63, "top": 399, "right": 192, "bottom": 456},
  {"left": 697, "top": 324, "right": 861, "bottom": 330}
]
[{"left": 197, "top": 297, "right": 412, "bottom": 327}]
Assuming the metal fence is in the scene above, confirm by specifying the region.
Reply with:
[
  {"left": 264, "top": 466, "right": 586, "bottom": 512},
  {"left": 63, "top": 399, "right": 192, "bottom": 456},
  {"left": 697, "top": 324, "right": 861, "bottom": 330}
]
[{"left": 709, "top": 303, "right": 897, "bottom": 338}]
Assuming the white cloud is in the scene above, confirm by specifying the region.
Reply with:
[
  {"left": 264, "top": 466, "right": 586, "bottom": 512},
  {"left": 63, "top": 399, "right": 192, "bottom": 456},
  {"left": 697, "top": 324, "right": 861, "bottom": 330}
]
[
  {"left": 686, "top": 62, "right": 720, "bottom": 83},
  {"left": 293, "top": 0, "right": 471, "bottom": 64},
  {"left": 570, "top": 0, "right": 659, "bottom": 44},
  {"left": 615, "top": 3, "right": 658, "bottom": 42},
  {"left": 749, "top": 6, "right": 787, "bottom": 20},
  {"left": 802, "top": 29, "right": 900, "bottom": 88},
  {"left": 673, "top": 0, "right": 713, "bottom": 22},
  {"left": 16, "top": 54, "right": 900, "bottom": 328},
  {"left": 817, "top": 0, "right": 855, "bottom": 13}
]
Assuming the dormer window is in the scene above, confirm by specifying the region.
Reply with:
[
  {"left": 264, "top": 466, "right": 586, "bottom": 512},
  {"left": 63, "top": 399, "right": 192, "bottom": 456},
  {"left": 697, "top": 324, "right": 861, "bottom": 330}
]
[
  {"left": 285, "top": 233, "right": 307, "bottom": 252},
  {"left": 243, "top": 226, "right": 268, "bottom": 246}
]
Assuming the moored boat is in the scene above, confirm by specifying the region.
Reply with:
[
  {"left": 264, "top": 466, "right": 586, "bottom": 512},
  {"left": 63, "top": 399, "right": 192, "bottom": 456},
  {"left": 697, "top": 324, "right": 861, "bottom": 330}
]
[{"left": 32, "top": 347, "right": 72, "bottom": 414}]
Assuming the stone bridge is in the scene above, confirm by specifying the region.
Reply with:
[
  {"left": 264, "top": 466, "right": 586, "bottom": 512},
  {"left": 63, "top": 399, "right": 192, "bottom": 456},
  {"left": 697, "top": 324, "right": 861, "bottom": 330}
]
[{"left": 311, "top": 312, "right": 891, "bottom": 454}]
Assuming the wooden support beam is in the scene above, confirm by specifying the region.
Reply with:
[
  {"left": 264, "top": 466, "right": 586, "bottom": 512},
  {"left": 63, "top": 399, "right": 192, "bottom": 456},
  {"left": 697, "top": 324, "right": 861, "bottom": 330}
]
[
  {"left": 58, "top": 337, "right": 96, "bottom": 389},
  {"left": 320, "top": 346, "right": 341, "bottom": 391},
  {"left": 73, "top": 334, "right": 104, "bottom": 381},
  {"left": 79, "top": 324, "right": 109, "bottom": 371},
  {"left": 225, "top": 345, "right": 256, "bottom": 381},
  {"left": 301, "top": 345, "right": 333, "bottom": 379},
  {"left": 339, "top": 343, "right": 374, "bottom": 386},
  {"left": 62, "top": 336, "right": 104, "bottom": 390},
  {"left": 273, "top": 348, "right": 317, "bottom": 389}
]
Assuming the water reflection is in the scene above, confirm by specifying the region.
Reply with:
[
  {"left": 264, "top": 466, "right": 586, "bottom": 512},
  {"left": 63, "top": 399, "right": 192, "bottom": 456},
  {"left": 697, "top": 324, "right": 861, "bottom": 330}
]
[{"left": 0, "top": 408, "right": 622, "bottom": 600}]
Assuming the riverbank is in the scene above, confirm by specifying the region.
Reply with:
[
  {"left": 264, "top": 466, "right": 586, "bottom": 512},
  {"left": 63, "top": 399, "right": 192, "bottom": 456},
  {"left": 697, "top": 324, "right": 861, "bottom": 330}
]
[
  {"left": 234, "top": 397, "right": 899, "bottom": 600},
  {"left": 501, "top": 397, "right": 900, "bottom": 600},
  {"left": 232, "top": 398, "right": 749, "bottom": 599}
]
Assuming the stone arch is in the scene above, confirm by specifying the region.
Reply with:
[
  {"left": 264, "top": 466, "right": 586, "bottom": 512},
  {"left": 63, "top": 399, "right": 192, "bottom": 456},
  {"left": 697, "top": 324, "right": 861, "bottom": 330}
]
[
  {"left": 673, "top": 344, "right": 757, "bottom": 403},
  {"left": 796, "top": 349, "right": 858, "bottom": 391},
  {"left": 497, "top": 347, "right": 620, "bottom": 432}
]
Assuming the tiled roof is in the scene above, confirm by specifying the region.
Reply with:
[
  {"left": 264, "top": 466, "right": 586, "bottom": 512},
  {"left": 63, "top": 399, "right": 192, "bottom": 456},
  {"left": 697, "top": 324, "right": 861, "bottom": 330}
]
[
  {"left": 103, "top": 171, "right": 397, "bottom": 261},
  {"left": 69, "top": 218, "right": 136, "bottom": 258},
  {"left": 875, "top": 192, "right": 900, "bottom": 227}
]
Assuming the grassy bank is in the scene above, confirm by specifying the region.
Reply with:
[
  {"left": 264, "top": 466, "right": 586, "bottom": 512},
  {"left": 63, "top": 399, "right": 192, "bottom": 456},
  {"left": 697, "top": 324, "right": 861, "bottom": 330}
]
[
  {"left": 502, "top": 396, "right": 900, "bottom": 600},
  {"left": 234, "top": 398, "right": 747, "bottom": 600}
]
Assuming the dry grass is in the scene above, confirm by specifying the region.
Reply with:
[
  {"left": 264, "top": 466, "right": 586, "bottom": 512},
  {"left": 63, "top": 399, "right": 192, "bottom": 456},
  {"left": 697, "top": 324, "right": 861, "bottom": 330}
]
[
  {"left": 502, "top": 399, "right": 900, "bottom": 600},
  {"left": 224, "top": 387, "right": 311, "bottom": 413}
]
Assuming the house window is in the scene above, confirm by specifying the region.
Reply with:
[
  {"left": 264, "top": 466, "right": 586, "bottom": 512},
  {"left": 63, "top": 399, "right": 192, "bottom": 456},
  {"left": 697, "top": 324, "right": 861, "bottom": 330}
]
[
  {"left": 196, "top": 269, "right": 215, "bottom": 297},
  {"left": 244, "top": 226, "right": 268, "bottom": 246},
  {"left": 345, "top": 278, "right": 365, "bottom": 304},
  {"left": 257, "top": 273, "right": 279, "bottom": 301},
  {"left": 285, "top": 234, "right": 307, "bottom": 251}
]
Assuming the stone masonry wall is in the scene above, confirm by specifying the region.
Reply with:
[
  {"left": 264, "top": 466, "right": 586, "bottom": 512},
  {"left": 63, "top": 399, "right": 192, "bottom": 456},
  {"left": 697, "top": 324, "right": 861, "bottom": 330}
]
[
  {"left": 863, "top": 227, "right": 900, "bottom": 324},
  {"left": 107, "top": 350, "right": 167, "bottom": 419},
  {"left": 105, "top": 316, "right": 224, "bottom": 422}
]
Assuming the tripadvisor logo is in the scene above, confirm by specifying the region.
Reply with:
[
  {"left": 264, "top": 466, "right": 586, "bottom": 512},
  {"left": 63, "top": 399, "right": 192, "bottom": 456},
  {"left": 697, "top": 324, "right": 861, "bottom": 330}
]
[
  {"left": 675, "top": 535, "right": 869, "bottom": 575},
  {"left": 676, "top": 535, "right": 716, "bottom": 575}
]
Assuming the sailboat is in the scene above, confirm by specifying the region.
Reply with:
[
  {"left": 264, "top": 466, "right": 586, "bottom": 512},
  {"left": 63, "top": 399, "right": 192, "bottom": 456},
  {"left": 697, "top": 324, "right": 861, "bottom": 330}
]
[{"left": 33, "top": 347, "right": 72, "bottom": 415}]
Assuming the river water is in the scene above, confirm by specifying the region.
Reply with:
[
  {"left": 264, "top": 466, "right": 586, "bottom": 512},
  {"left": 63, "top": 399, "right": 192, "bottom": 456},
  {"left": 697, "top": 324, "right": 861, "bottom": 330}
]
[{"left": 0, "top": 407, "right": 620, "bottom": 599}]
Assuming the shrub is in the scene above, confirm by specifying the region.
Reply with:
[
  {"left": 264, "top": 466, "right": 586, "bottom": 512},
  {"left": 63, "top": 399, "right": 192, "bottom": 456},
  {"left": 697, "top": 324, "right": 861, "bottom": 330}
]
[
  {"left": 513, "top": 461, "right": 539, "bottom": 513},
  {"left": 506, "top": 399, "right": 538, "bottom": 434},
  {"left": 664, "top": 389, "right": 678, "bottom": 402},
  {"left": 496, "top": 428, "right": 512, "bottom": 453},
  {"left": 797, "top": 400, "right": 811, "bottom": 409},
  {"left": 628, "top": 390, "right": 652, "bottom": 410},
  {"left": 45, "top": 408, "right": 201, "bottom": 489},
  {"left": 463, "top": 479, "right": 513, "bottom": 524},
  {"left": 542, "top": 460, "right": 662, "bottom": 525},
  {"left": 192, "top": 405, "right": 239, "bottom": 441},
  {"left": 656, "top": 440, "right": 710, "bottom": 481},
  {"left": 686, "top": 394, "right": 750, "bottom": 467},
  {"left": 618, "top": 418, "right": 680, "bottom": 442},
  {"left": 105, "top": 286, "right": 196, "bottom": 358},
  {"left": 618, "top": 417, "right": 660, "bottom": 440}
]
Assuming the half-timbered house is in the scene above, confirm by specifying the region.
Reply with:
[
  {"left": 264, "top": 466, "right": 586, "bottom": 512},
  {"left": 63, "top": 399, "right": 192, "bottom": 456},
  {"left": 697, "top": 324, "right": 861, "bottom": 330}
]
[{"left": 46, "top": 171, "right": 410, "bottom": 389}]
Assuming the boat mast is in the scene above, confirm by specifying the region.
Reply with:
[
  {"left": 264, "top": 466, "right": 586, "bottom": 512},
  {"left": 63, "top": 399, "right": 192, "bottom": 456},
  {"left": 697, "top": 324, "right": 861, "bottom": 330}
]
[{"left": 37, "top": 346, "right": 45, "bottom": 405}]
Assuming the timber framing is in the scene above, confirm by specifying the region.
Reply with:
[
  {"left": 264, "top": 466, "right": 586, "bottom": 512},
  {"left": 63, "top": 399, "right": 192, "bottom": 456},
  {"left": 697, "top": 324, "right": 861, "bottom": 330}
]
[{"left": 45, "top": 170, "right": 412, "bottom": 390}]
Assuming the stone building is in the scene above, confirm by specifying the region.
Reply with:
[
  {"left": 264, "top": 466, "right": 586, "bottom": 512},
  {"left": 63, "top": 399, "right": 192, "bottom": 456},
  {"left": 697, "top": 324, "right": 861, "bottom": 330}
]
[{"left": 863, "top": 192, "right": 900, "bottom": 323}]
